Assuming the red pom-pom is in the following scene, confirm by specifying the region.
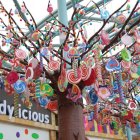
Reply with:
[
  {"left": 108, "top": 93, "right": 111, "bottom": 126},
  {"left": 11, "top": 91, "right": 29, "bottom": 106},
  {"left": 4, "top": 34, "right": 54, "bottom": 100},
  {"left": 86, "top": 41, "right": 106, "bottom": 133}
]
[{"left": 83, "top": 69, "right": 97, "bottom": 86}]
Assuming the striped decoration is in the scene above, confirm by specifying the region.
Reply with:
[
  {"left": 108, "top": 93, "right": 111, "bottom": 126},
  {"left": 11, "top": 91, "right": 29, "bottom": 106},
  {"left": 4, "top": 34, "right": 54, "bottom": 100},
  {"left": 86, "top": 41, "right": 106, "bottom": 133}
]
[
  {"left": 35, "top": 79, "right": 41, "bottom": 98},
  {"left": 94, "top": 49, "right": 103, "bottom": 83},
  {"left": 72, "top": 59, "right": 78, "bottom": 78},
  {"left": 116, "top": 72, "right": 125, "bottom": 103},
  {"left": 14, "top": 93, "right": 19, "bottom": 118}
]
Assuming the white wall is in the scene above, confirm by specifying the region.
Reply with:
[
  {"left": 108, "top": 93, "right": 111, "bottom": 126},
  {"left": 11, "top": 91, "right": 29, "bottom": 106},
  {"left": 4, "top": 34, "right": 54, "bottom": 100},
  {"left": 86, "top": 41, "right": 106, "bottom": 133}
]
[{"left": 0, "top": 122, "right": 50, "bottom": 140}]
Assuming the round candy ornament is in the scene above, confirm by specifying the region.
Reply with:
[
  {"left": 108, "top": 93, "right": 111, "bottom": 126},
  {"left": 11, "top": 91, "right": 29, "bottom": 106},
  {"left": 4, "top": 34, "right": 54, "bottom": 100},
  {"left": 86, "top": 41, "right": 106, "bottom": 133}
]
[
  {"left": 100, "top": 8, "right": 109, "bottom": 20},
  {"left": 100, "top": 30, "right": 110, "bottom": 45},
  {"left": 47, "top": 4, "right": 53, "bottom": 13},
  {"left": 29, "top": 58, "right": 39, "bottom": 69},
  {"left": 83, "top": 69, "right": 97, "bottom": 86},
  {"left": 33, "top": 64, "right": 43, "bottom": 80},
  {"left": 67, "top": 68, "right": 82, "bottom": 84},
  {"left": 15, "top": 49, "right": 27, "bottom": 60},
  {"left": 116, "top": 14, "right": 126, "bottom": 24},
  {"left": 40, "top": 47, "right": 48, "bottom": 56},
  {"left": 5, "top": 82, "right": 15, "bottom": 95},
  {"left": 48, "top": 60, "right": 60, "bottom": 71},
  {"left": 13, "top": 80, "right": 26, "bottom": 94},
  {"left": 80, "top": 63, "right": 91, "bottom": 81},
  {"left": 40, "top": 83, "right": 54, "bottom": 97},
  {"left": 58, "top": 76, "right": 68, "bottom": 92},
  {"left": 121, "top": 34, "right": 133, "bottom": 46},
  {"left": 67, "top": 84, "right": 81, "bottom": 102},
  {"left": 121, "top": 48, "right": 131, "bottom": 62},
  {"left": 25, "top": 67, "right": 34, "bottom": 81},
  {"left": 6, "top": 71, "right": 19, "bottom": 84},
  {"left": 68, "top": 47, "right": 79, "bottom": 58},
  {"left": 46, "top": 100, "right": 58, "bottom": 111},
  {"left": 121, "top": 60, "right": 131, "bottom": 70},
  {"left": 0, "top": 59, "right": 2, "bottom": 68},
  {"left": 98, "top": 86, "right": 111, "bottom": 99},
  {"left": 88, "top": 88, "right": 98, "bottom": 105},
  {"left": 128, "top": 100, "right": 137, "bottom": 110},
  {"left": 31, "top": 31, "right": 40, "bottom": 41},
  {"left": 38, "top": 97, "right": 49, "bottom": 107},
  {"left": 105, "top": 58, "right": 120, "bottom": 71}
]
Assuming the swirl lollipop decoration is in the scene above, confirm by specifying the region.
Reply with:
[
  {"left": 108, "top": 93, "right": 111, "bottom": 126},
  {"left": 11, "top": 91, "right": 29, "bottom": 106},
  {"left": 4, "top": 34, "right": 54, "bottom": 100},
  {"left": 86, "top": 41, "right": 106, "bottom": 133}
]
[
  {"left": 10, "top": 58, "right": 19, "bottom": 67},
  {"left": 94, "top": 49, "right": 103, "bottom": 83},
  {"left": 115, "top": 72, "right": 125, "bottom": 103},
  {"left": 13, "top": 80, "right": 26, "bottom": 94},
  {"left": 100, "top": 8, "right": 109, "bottom": 20},
  {"left": 15, "top": 49, "right": 27, "bottom": 60},
  {"left": 40, "top": 83, "right": 54, "bottom": 97}
]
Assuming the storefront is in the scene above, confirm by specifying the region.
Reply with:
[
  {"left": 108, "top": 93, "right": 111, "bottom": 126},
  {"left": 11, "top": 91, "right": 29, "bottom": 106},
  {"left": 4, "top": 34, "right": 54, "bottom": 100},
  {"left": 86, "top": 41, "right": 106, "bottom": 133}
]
[{"left": 0, "top": 90, "right": 127, "bottom": 140}]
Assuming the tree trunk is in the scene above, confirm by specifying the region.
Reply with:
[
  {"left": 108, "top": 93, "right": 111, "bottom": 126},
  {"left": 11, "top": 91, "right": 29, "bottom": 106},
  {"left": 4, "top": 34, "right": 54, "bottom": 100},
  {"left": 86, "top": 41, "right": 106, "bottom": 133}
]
[{"left": 58, "top": 93, "right": 85, "bottom": 140}]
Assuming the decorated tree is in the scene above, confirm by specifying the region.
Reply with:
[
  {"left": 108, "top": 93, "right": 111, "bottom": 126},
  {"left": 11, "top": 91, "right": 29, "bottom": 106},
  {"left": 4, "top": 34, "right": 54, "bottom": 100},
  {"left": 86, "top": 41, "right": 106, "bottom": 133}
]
[{"left": 0, "top": 0, "right": 140, "bottom": 140}]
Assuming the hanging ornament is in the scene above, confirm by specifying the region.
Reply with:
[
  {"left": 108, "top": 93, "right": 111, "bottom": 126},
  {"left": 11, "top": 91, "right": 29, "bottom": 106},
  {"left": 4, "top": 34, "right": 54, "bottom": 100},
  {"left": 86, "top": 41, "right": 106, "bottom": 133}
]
[
  {"left": 121, "top": 34, "right": 133, "bottom": 46},
  {"left": 105, "top": 58, "right": 121, "bottom": 72},
  {"left": 40, "top": 47, "right": 48, "bottom": 56},
  {"left": 115, "top": 72, "right": 125, "bottom": 103},
  {"left": 58, "top": 63, "right": 68, "bottom": 92},
  {"left": 98, "top": 86, "right": 111, "bottom": 99},
  {"left": 14, "top": 93, "right": 19, "bottom": 118},
  {"left": 10, "top": 58, "right": 19, "bottom": 67},
  {"left": 121, "top": 60, "right": 131, "bottom": 70},
  {"left": 6, "top": 71, "right": 19, "bottom": 84},
  {"left": 5, "top": 81, "right": 14, "bottom": 95},
  {"left": 134, "top": 29, "right": 140, "bottom": 44},
  {"left": 67, "top": 68, "right": 82, "bottom": 84},
  {"left": 15, "top": 49, "right": 27, "bottom": 60},
  {"left": 88, "top": 88, "right": 98, "bottom": 105},
  {"left": 46, "top": 100, "right": 58, "bottom": 111},
  {"left": 83, "top": 69, "right": 97, "bottom": 86},
  {"left": 100, "top": 30, "right": 110, "bottom": 45},
  {"left": 38, "top": 96, "right": 49, "bottom": 107},
  {"left": 80, "top": 63, "right": 91, "bottom": 81},
  {"left": 21, "top": 6, "right": 27, "bottom": 13},
  {"left": 121, "top": 48, "right": 132, "bottom": 62},
  {"left": 116, "top": 14, "right": 126, "bottom": 24},
  {"left": 48, "top": 57, "right": 60, "bottom": 71},
  {"left": 31, "top": 30, "right": 40, "bottom": 41},
  {"left": 67, "top": 84, "right": 81, "bottom": 102},
  {"left": 7, "top": 32, "right": 13, "bottom": 38},
  {"left": 33, "top": 64, "right": 43, "bottom": 80},
  {"left": 35, "top": 79, "right": 41, "bottom": 98},
  {"left": 68, "top": 47, "right": 79, "bottom": 58},
  {"left": 72, "top": 58, "right": 78, "bottom": 78},
  {"left": 25, "top": 67, "right": 34, "bottom": 81},
  {"left": 13, "top": 80, "right": 26, "bottom": 94},
  {"left": 128, "top": 100, "right": 137, "bottom": 110},
  {"left": 94, "top": 49, "right": 103, "bottom": 83},
  {"left": 29, "top": 58, "right": 39, "bottom": 69},
  {"left": 12, "top": 39, "right": 20, "bottom": 47},
  {"left": 0, "top": 59, "right": 2, "bottom": 68},
  {"left": 40, "top": 53, "right": 43, "bottom": 70},
  {"left": 100, "top": 8, "right": 109, "bottom": 20},
  {"left": 47, "top": 3, "right": 53, "bottom": 13},
  {"left": 40, "top": 83, "right": 54, "bottom": 97},
  {"left": 6, "top": 25, "right": 13, "bottom": 31}
]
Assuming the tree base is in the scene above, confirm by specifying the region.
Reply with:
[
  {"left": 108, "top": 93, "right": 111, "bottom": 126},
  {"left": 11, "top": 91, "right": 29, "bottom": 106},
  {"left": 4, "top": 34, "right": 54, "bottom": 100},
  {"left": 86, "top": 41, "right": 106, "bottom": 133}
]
[{"left": 58, "top": 94, "right": 85, "bottom": 140}]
